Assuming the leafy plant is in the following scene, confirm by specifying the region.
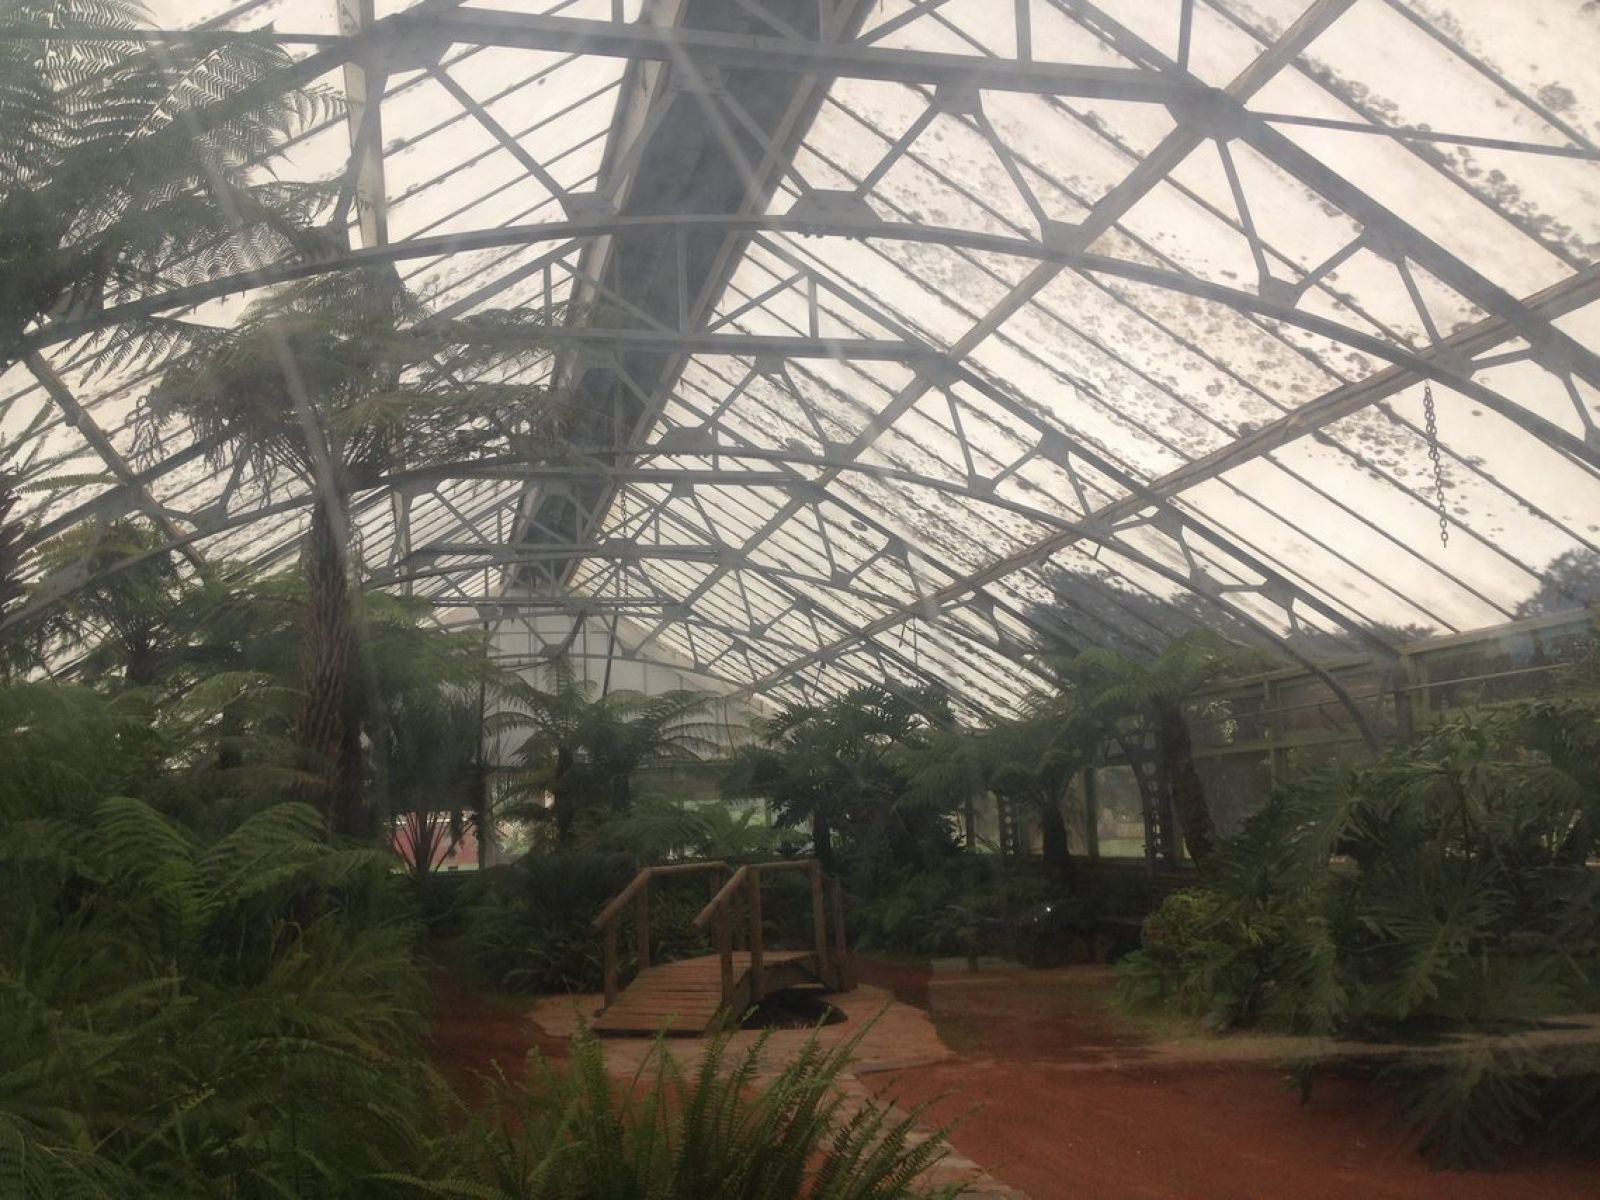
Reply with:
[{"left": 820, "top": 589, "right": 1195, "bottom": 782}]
[
  {"left": 576, "top": 796, "right": 778, "bottom": 863},
  {"left": 900, "top": 695, "right": 1097, "bottom": 880},
  {"left": 725, "top": 684, "right": 956, "bottom": 870},
  {"left": 850, "top": 856, "right": 1080, "bottom": 962},
  {"left": 27, "top": 517, "right": 190, "bottom": 686},
  {"left": 378, "top": 686, "right": 485, "bottom": 877},
  {"left": 459, "top": 846, "right": 723, "bottom": 994},
  {"left": 0, "top": 472, "right": 22, "bottom": 631},
  {"left": 1119, "top": 682, "right": 1600, "bottom": 1166},
  {"left": 141, "top": 268, "right": 558, "bottom": 833},
  {"left": 0, "top": 680, "right": 441, "bottom": 1197},
  {"left": 460, "top": 850, "right": 638, "bottom": 993},
  {"left": 493, "top": 656, "right": 719, "bottom": 845},
  {"left": 393, "top": 1023, "right": 960, "bottom": 1199},
  {"left": 0, "top": 0, "right": 338, "bottom": 373},
  {"left": 1055, "top": 630, "right": 1261, "bottom": 863}
]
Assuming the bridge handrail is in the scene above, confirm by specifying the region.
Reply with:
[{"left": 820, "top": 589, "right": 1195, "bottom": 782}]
[
  {"left": 594, "top": 857, "right": 849, "bottom": 1010},
  {"left": 591, "top": 860, "right": 728, "bottom": 933}
]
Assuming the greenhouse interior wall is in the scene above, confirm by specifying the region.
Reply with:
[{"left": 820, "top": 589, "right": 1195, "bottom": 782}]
[{"left": 1004, "top": 606, "right": 1600, "bottom": 868}]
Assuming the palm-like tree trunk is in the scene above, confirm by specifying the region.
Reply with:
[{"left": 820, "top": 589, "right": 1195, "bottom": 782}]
[
  {"left": 0, "top": 475, "right": 24, "bottom": 634},
  {"left": 295, "top": 497, "right": 361, "bottom": 834},
  {"left": 552, "top": 744, "right": 576, "bottom": 844},
  {"left": 812, "top": 807, "right": 834, "bottom": 870},
  {"left": 1157, "top": 702, "right": 1215, "bottom": 864},
  {"left": 1038, "top": 795, "right": 1072, "bottom": 881}
]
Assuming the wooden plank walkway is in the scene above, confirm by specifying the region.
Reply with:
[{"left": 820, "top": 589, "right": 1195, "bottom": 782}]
[{"left": 592, "top": 950, "right": 824, "bottom": 1035}]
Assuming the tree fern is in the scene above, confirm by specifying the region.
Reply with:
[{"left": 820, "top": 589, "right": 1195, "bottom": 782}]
[
  {"left": 0, "top": 0, "right": 339, "bottom": 371},
  {"left": 1, "top": 675, "right": 441, "bottom": 1196},
  {"left": 141, "top": 268, "right": 560, "bottom": 834},
  {"left": 495, "top": 658, "right": 720, "bottom": 845},
  {"left": 725, "top": 684, "right": 955, "bottom": 870}
]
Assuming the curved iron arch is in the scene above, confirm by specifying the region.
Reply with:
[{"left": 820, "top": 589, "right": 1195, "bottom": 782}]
[{"left": 30, "top": 211, "right": 1597, "bottom": 472}]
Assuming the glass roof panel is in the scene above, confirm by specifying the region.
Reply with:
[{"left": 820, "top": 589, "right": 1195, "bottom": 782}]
[{"left": 8, "top": 0, "right": 1600, "bottom": 710}]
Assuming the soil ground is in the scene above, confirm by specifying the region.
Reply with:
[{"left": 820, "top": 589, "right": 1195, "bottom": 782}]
[
  {"left": 424, "top": 948, "right": 1599, "bottom": 1198},
  {"left": 858, "top": 959, "right": 1600, "bottom": 1200},
  {"left": 424, "top": 945, "right": 565, "bottom": 1103}
]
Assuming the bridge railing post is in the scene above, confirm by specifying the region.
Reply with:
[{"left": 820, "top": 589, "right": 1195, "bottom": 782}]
[
  {"left": 747, "top": 867, "right": 764, "bottom": 1002},
  {"left": 716, "top": 904, "right": 733, "bottom": 1004},
  {"left": 602, "top": 920, "right": 619, "bottom": 1007},
  {"left": 593, "top": 860, "right": 730, "bottom": 1013},
  {"left": 635, "top": 880, "right": 651, "bottom": 971}
]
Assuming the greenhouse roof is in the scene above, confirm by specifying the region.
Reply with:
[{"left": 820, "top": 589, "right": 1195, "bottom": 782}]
[{"left": 6, "top": 0, "right": 1600, "bottom": 714}]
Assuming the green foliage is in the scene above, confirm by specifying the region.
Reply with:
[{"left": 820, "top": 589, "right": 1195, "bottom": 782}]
[
  {"left": 0, "top": 681, "right": 440, "bottom": 1197},
  {"left": 576, "top": 797, "right": 779, "bottom": 863},
  {"left": 849, "top": 856, "right": 1083, "bottom": 961},
  {"left": 460, "top": 851, "right": 636, "bottom": 993},
  {"left": 27, "top": 518, "right": 189, "bottom": 685},
  {"left": 726, "top": 684, "right": 958, "bottom": 869},
  {"left": 895, "top": 697, "right": 1090, "bottom": 831},
  {"left": 459, "top": 851, "right": 717, "bottom": 994},
  {"left": 0, "top": 473, "right": 22, "bottom": 633},
  {"left": 1053, "top": 630, "right": 1263, "bottom": 863},
  {"left": 1118, "top": 687, "right": 1600, "bottom": 1166},
  {"left": 0, "top": 0, "right": 339, "bottom": 372},
  {"left": 376, "top": 686, "right": 484, "bottom": 877},
  {"left": 1053, "top": 629, "right": 1256, "bottom": 716},
  {"left": 493, "top": 656, "right": 720, "bottom": 844},
  {"left": 138, "top": 267, "right": 559, "bottom": 498},
  {"left": 2, "top": 673, "right": 959, "bottom": 1197},
  {"left": 139, "top": 261, "right": 556, "bottom": 832},
  {"left": 394, "top": 1024, "right": 959, "bottom": 1200}
]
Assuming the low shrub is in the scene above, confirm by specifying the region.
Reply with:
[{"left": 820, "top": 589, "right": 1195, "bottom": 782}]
[
  {"left": 848, "top": 855, "right": 1088, "bottom": 962},
  {"left": 460, "top": 851, "right": 714, "bottom": 993},
  {"left": 0, "top": 688, "right": 438, "bottom": 1197},
  {"left": 391, "top": 1022, "right": 961, "bottom": 1199},
  {"left": 1118, "top": 696, "right": 1600, "bottom": 1167}
]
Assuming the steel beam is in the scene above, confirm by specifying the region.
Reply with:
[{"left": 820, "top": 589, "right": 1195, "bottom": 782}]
[
  {"left": 483, "top": 327, "right": 939, "bottom": 360},
  {"left": 1062, "top": 0, "right": 1600, "bottom": 393},
  {"left": 386, "top": 8, "right": 1205, "bottom": 102},
  {"left": 504, "top": 0, "right": 879, "bottom": 604},
  {"left": 382, "top": 540, "right": 911, "bottom": 608},
  {"left": 22, "top": 353, "right": 204, "bottom": 570},
  {"left": 37, "top": 213, "right": 1599, "bottom": 475},
  {"left": 334, "top": 0, "right": 389, "bottom": 250},
  {"left": 71, "top": 7, "right": 1200, "bottom": 102}
]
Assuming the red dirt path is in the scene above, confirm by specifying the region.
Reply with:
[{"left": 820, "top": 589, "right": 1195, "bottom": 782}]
[
  {"left": 858, "top": 962, "right": 1600, "bottom": 1200},
  {"left": 424, "top": 948, "right": 565, "bottom": 1103}
]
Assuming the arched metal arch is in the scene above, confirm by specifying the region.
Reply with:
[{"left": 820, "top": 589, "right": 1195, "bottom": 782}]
[
  {"left": 33, "top": 213, "right": 1599, "bottom": 474},
  {"left": 462, "top": 591, "right": 998, "bottom": 721},
  {"left": 439, "top": 595, "right": 862, "bottom": 688},
  {"left": 0, "top": 428, "right": 1394, "bottom": 685},
  {"left": 379, "top": 540, "right": 913, "bottom": 613}
]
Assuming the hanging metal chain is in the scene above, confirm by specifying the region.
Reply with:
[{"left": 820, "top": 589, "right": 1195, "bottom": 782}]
[{"left": 1422, "top": 382, "right": 1450, "bottom": 549}]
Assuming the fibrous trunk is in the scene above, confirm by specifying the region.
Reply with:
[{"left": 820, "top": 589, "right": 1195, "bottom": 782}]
[
  {"left": 553, "top": 744, "right": 576, "bottom": 844},
  {"left": 294, "top": 497, "right": 361, "bottom": 834},
  {"left": 0, "top": 475, "right": 23, "bottom": 627},
  {"left": 1039, "top": 796, "right": 1072, "bottom": 881},
  {"left": 1157, "top": 702, "right": 1215, "bottom": 863},
  {"left": 812, "top": 807, "right": 834, "bottom": 870}
]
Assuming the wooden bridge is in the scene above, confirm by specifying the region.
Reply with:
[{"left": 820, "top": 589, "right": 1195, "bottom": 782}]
[{"left": 589, "top": 859, "right": 854, "bottom": 1036}]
